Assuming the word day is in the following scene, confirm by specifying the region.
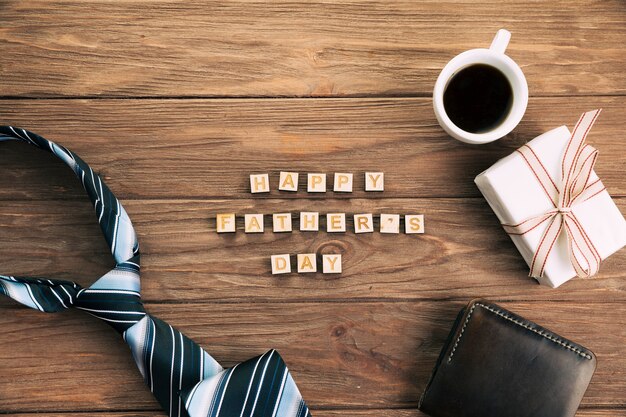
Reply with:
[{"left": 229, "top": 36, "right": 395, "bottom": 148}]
[
  {"left": 271, "top": 253, "right": 342, "bottom": 275},
  {"left": 216, "top": 212, "right": 425, "bottom": 234},
  {"left": 250, "top": 171, "right": 384, "bottom": 193}
]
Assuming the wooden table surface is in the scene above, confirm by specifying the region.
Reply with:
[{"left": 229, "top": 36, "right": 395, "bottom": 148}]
[{"left": 1, "top": 1, "right": 625, "bottom": 416}]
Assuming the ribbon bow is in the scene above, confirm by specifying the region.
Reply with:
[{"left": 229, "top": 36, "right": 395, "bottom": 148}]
[{"left": 502, "top": 109, "right": 605, "bottom": 279}]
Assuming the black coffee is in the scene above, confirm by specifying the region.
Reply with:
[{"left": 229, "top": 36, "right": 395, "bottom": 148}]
[{"left": 443, "top": 64, "right": 513, "bottom": 133}]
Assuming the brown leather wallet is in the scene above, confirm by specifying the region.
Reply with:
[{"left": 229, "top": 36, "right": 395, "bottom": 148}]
[{"left": 419, "top": 299, "right": 596, "bottom": 417}]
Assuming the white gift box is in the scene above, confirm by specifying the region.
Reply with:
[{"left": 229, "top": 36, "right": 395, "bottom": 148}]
[{"left": 475, "top": 125, "right": 626, "bottom": 288}]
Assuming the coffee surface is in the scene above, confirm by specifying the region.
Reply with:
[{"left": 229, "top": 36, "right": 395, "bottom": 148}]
[{"left": 443, "top": 64, "right": 513, "bottom": 133}]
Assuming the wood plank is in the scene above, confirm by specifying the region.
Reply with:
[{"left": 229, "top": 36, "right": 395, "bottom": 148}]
[
  {"left": 1, "top": 1, "right": 625, "bottom": 97},
  {"left": 3, "top": 410, "right": 626, "bottom": 417},
  {"left": 1, "top": 198, "right": 625, "bottom": 302},
  {"left": 0, "top": 301, "right": 623, "bottom": 412},
  {"left": 1, "top": 97, "right": 625, "bottom": 200}
]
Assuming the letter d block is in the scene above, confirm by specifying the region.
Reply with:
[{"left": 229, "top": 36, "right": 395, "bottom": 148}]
[
  {"left": 216, "top": 213, "right": 236, "bottom": 233},
  {"left": 297, "top": 253, "right": 317, "bottom": 273},
  {"left": 271, "top": 254, "right": 291, "bottom": 274},
  {"left": 322, "top": 254, "right": 342, "bottom": 274}
]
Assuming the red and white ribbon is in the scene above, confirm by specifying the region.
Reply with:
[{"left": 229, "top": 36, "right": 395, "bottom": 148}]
[{"left": 502, "top": 109, "right": 606, "bottom": 279}]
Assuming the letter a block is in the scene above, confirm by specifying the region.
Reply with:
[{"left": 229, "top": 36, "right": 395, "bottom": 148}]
[
  {"left": 326, "top": 213, "right": 346, "bottom": 233},
  {"left": 216, "top": 213, "right": 236, "bottom": 233},
  {"left": 250, "top": 174, "right": 270, "bottom": 193},
  {"left": 405, "top": 214, "right": 425, "bottom": 234},
  {"left": 279, "top": 172, "right": 299, "bottom": 192},
  {"left": 244, "top": 214, "right": 264, "bottom": 233},
  {"left": 333, "top": 173, "right": 353, "bottom": 192},
  {"left": 354, "top": 214, "right": 374, "bottom": 233},
  {"left": 271, "top": 254, "right": 291, "bottom": 274},
  {"left": 297, "top": 253, "right": 317, "bottom": 273},
  {"left": 365, "top": 172, "right": 384, "bottom": 191},
  {"left": 273, "top": 213, "right": 292, "bottom": 232},
  {"left": 380, "top": 214, "right": 400, "bottom": 234},
  {"left": 307, "top": 173, "right": 326, "bottom": 193},
  {"left": 322, "top": 254, "right": 342, "bottom": 274}
]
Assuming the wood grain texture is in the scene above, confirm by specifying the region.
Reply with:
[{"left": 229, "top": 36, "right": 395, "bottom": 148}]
[
  {"left": 1, "top": 1, "right": 625, "bottom": 97},
  {"left": 1, "top": 96, "right": 625, "bottom": 200},
  {"left": 3, "top": 412, "right": 626, "bottom": 417},
  {"left": 0, "top": 301, "right": 624, "bottom": 412},
  {"left": 1, "top": 198, "right": 625, "bottom": 302}
]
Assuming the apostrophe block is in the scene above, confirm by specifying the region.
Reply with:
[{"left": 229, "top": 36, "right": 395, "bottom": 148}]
[
  {"left": 279, "top": 172, "right": 299, "bottom": 192},
  {"left": 333, "top": 173, "right": 353, "bottom": 192},
  {"left": 297, "top": 253, "right": 317, "bottom": 273},
  {"left": 354, "top": 213, "right": 374, "bottom": 233},
  {"left": 250, "top": 174, "right": 270, "bottom": 193},
  {"left": 322, "top": 254, "right": 342, "bottom": 274},
  {"left": 272, "top": 213, "right": 293, "bottom": 232},
  {"left": 380, "top": 214, "right": 400, "bottom": 234},
  {"left": 405, "top": 214, "right": 425, "bottom": 234},
  {"left": 365, "top": 172, "right": 384, "bottom": 191},
  {"left": 271, "top": 254, "right": 291, "bottom": 274},
  {"left": 307, "top": 173, "right": 327, "bottom": 193},
  {"left": 300, "top": 212, "right": 320, "bottom": 231},
  {"left": 326, "top": 213, "right": 346, "bottom": 233},
  {"left": 244, "top": 214, "right": 264, "bottom": 233},
  {"left": 216, "top": 213, "right": 236, "bottom": 233}
]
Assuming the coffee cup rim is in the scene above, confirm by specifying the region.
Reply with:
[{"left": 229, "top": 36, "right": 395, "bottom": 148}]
[{"left": 433, "top": 48, "right": 529, "bottom": 144}]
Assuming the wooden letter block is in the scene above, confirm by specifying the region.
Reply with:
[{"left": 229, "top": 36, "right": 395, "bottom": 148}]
[
  {"left": 271, "top": 254, "right": 291, "bottom": 274},
  {"left": 272, "top": 213, "right": 292, "bottom": 232},
  {"left": 216, "top": 213, "right": 236, "bottom": 233},
  {"left": 405, "top": 214, "right": 425, "bottom": 234},
  {"left": 297, "top": 253, "right": 317, "bottom": 273},
  {"left": 299, "top": 212, "right": 319, "bottom": 231},
  {"left": 380, "top": 214, "right": 400, "bottom": 234},
  {"left": 333, "top": 173, "right": 353, "bottom": 192},
  {"left": 326, "top": 213, "right": 346, "bottom": 233},
  {"left": 250, "top": 173, "right": 270, "bottom": 193},
  {"left": 322, "top": 254, "right": 342, "bottom": 274},
  {"left": 354, "top": 213, "right": 374, "bottom": 233},
  {"left": 365, "top": 172, "right": 384, "bottom": 191},
  {"left": 244, "top": 214, "right": 264, "bottom": 233},
  {"left": 279, "top": 171, "right": 299, "bottom": 192},
  {"left": 307, "top": 173, "right": 326, "bottom": 193}
]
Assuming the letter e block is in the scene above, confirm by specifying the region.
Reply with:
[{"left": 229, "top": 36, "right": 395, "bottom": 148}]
[
  {"left": 271, "top": 254, "right": 291, "bottom": 274},
  {"left": 297, "top": 253, "right": 317, "bottom": 273},
  {"left": 405, "top": 214, "right": 424, "bottom": 234},
  {"left": 244, "top": 214, "right": 264, "bottom": 233},
  {"left": 333, "top": 173, "right": 353, "bottom": 192},
  {"left": 250, "top": 174, "right": 270, "bottom": 193},
  {"left": 354, "top": 214, "right": 374, "bottom": 233},
  {"left": 216, "top": 213, "right": 236, "bottom": 233},
  {"left": 307, "top": 173, "right": 326, "bottom": 193},
  {"left": 273, "top": 213, "right": 293, "bottom": 232},
  {"left": 380, "top": 214, "right": 400, "bottom": 234},
  {"left": 322, "top": 254, "right": 342, "bottom": 274},
  {"left": 326, "top": 213, "right": 346, "bottom": 233},
  {"left": 365, "top": 172, "right": 384, "bottom": 191},
  {"left": 299, "top": 212, "right": 319, "bottom": 231},
  {"left": 279, "top": 172, "right": 299, "bottom": 192}
]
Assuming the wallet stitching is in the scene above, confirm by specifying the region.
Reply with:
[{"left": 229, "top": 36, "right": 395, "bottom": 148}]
[{"left": 447, "top": 303, "right": 592, "bottom": 363}]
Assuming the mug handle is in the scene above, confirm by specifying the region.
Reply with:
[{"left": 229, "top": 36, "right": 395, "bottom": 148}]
[{"left": 489, "top": 29, "right": 511, "bottom": 54}]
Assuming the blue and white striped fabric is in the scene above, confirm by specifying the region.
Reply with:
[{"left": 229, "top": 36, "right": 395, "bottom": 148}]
[{"left": 0, "top": 126, "right": 311, "bottom": 417}]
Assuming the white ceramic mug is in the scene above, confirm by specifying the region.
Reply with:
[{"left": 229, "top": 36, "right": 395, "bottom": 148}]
[{"left": 433, "top": 29, "right": 528, "bottom": 144}]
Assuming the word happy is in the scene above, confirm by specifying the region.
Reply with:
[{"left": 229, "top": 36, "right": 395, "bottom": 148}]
[{"left": 250, "top": 172, "right": 384, "bottom": 193}]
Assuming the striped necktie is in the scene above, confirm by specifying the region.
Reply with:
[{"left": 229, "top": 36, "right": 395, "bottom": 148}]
[{"left": 0, "top": 126, "right": 312, "bottom": 417}]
